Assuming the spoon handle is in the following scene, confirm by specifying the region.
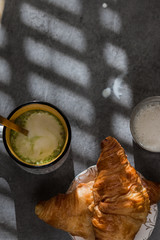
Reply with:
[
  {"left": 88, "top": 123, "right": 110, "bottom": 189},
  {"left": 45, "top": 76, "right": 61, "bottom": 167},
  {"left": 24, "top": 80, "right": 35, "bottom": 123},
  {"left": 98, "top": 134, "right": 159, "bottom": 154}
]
[{"left": 0, "top": 115, "right": 28, "bottom": 136}]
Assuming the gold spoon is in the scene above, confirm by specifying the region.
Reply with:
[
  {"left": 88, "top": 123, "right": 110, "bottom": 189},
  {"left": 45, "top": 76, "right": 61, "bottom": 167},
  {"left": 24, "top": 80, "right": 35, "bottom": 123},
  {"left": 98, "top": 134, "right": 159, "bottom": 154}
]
[{"left": 0, "top": 115, "right": 28, "bottom": 136}]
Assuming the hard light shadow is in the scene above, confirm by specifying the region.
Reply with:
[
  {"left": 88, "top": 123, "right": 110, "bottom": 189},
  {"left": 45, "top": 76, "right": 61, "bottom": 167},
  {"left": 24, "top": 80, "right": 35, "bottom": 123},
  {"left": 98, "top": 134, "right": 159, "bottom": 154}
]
[{"left": 1, "top": 0, "right": 160, "bottom": 239}]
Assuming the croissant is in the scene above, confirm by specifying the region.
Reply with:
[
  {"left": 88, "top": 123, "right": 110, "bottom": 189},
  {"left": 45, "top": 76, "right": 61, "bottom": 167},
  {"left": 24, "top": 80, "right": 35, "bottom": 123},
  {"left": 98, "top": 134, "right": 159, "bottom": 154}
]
[
  {"left": 92, "top": 137, "right": 150, "bottom": 240},
  {"left": 140, "top": 177, "right": 160, "bottom": 205},
  {"left": 35, "top": 137, "right": 160, "bottom": 240},
  {"left": 35, "top": 181, "right": 95, "bottom": 240}
]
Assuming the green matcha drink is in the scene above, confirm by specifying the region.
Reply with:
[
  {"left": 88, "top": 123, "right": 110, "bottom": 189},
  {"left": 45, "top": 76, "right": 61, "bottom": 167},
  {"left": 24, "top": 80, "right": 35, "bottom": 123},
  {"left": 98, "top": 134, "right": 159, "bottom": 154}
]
[{"left": 10, "top": 110, "right": 66, "bottom": 165}]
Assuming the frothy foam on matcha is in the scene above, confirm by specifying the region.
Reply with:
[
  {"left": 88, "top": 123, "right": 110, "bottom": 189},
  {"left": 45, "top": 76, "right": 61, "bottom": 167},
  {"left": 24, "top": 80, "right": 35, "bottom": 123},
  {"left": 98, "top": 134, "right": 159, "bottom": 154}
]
[{"left": 10, "top": 110, "right": 66, "bottom": 165}]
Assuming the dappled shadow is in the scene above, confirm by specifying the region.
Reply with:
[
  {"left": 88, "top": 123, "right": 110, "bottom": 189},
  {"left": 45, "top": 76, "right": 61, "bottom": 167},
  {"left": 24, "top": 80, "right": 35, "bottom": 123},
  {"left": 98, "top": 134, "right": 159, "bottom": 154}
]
[
  {"left": 1, "top": 0, "right": 160, "bottom": 239},
  {"left": 0, "top": 176, "right": 17, "bottom": 239},
  {"left": 117, "top": 0, "right": 160, "bottom": 239}
]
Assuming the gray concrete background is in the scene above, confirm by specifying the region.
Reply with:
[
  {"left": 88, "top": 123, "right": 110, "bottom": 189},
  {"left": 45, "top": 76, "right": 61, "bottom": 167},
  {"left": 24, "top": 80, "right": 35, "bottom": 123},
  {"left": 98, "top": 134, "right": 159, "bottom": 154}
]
[{"left": 0, "top": 0, "right": 160, "bottom": 239}]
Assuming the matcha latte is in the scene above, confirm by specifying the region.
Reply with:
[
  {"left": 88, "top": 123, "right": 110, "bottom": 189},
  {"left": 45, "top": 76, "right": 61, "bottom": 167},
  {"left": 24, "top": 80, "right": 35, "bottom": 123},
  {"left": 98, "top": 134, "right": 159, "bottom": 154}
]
[{"left": 10, "top": 110, "right": 66, "bottom": 165}]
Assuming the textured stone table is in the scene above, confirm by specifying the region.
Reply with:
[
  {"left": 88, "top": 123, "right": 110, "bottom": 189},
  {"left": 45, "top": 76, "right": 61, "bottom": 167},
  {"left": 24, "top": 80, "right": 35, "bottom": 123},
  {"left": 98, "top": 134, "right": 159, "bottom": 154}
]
[{"left": 0, "top": 0, "right": 160, "bottom": 239}]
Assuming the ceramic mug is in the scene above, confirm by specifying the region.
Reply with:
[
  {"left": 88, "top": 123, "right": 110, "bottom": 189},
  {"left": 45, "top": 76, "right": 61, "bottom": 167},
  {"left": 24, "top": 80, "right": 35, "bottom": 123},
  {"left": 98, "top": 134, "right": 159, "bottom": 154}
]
[{"left": 1, "top": 101, "right": 71, "bottom": 174}]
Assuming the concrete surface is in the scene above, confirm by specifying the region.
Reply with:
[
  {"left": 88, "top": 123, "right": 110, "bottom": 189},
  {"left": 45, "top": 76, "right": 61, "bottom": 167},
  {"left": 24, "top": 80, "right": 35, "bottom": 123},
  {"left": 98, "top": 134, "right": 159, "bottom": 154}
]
[{"left": 0, "top": 0, "right": 160, "bottom": 239}]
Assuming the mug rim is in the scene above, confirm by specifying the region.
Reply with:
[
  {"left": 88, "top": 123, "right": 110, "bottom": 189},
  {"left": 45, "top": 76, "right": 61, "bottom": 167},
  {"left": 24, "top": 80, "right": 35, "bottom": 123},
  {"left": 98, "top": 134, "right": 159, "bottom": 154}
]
[{"left": 3, "top": 101, "right": 71, "bottom": 169}]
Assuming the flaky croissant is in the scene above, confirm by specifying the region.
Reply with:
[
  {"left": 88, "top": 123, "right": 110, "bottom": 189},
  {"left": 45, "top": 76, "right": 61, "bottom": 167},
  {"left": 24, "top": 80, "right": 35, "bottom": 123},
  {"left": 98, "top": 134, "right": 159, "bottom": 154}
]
[
  {"left": 92, "top": 137, "right": 150, "bottom": 240},
  {"left": 35, "top": 137, "right": 160, "bottom": 240},
  {"left": 35, "top": 181, "right": 95, "bottom": 240}
]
